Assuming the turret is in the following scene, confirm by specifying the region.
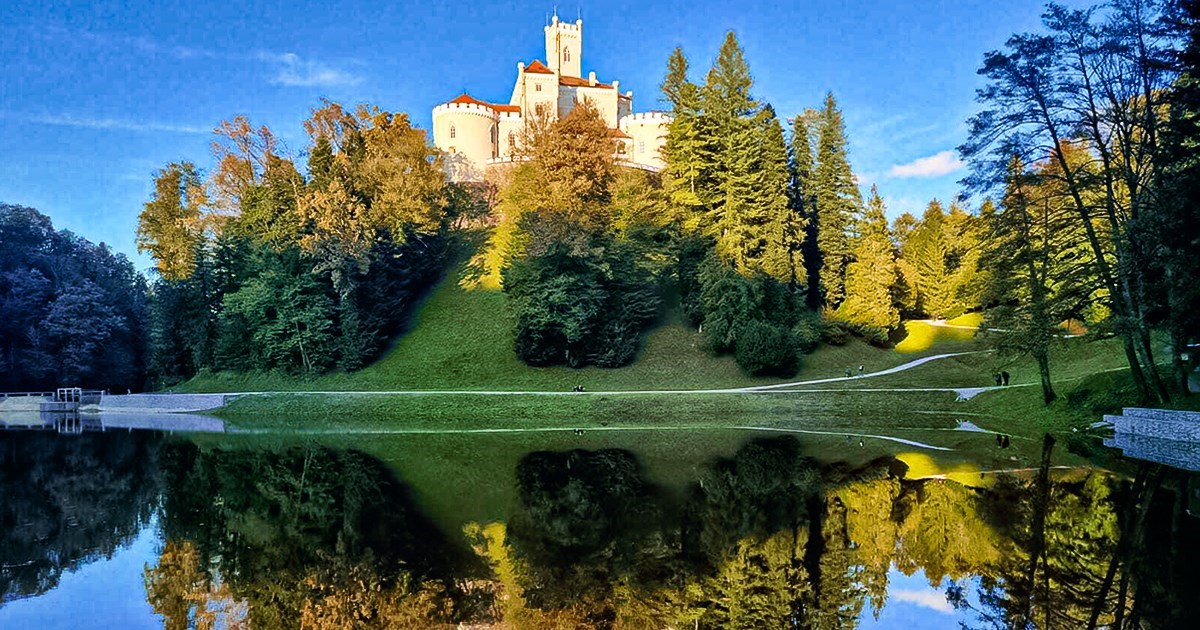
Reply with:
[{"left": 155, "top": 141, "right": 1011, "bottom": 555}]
[{"left": 545, "top": 15, "right": 582, "bottom": 77}]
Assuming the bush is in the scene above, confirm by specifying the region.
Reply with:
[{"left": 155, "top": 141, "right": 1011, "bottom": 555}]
[
  {"left": 734, "top": 320, "right": 797, "bottom": 376},
  {"left": 791, "top": 311, "right": 823, "bottom": 354},
  {"left": 589, "top": 321, "right": 641, "bottom": 368},
  {"left": 850, "top": 322, "right": 890, "bottom": 346},
  {"left": 821, "top": 317, "right": 852, "bottom": 346}
]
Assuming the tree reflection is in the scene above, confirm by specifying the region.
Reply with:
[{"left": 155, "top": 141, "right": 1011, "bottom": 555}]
[
  {"left": 149, "top": 442, "right": 466, "bottom": 628},
  {"left": 481, "top": 434, "right": 1200, "bottom": 629},
  {"left": 0, "top": 431, "right": 162, "bottom": 601}
]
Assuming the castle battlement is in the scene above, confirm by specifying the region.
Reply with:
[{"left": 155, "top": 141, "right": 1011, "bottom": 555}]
[
  {"left": 433, "top": 102, "right": 498, "bottom": 118},
  {"left": 545, "top": 18, "right": 583, "bottom": 32},
  {"left": 621, "top": 112, "right": 673, "bottom": 124}
]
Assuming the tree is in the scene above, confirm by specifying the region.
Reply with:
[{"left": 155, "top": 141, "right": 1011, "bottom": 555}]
[
  {"left": 961, "top": 1, "right": 1182, "bottom": 402},
  {"left": 790, "top": 112, "right": 820, "bottom": 306},
  {"left": 811, "top": 93, "right": 862, "bottom": 307},
  {"left": 837, "top": 186, "right": 900, "bottom": 343},
  {"left": 136, "top": 163, "right": 207, "bottom": 281},
  {"left": 982, "top": 157, "right": 1094, "bottom": 403}
]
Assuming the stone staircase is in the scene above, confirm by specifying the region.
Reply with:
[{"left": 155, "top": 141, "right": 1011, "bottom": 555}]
[{"left": 1104, "top": 408, "right": 1200, "bottom": 472}]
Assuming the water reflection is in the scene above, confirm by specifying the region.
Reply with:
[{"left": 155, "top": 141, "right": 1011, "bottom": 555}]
[
  {"left": 0, "top": 431, "right": 162, "bottom": 601},
  {"left": 0, "top": 430, "right": 1197, "bottom": 628}
]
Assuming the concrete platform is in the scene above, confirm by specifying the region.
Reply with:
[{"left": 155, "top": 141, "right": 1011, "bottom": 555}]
[{"left": 96, "top": 393, "right": 235, "bottom": 413}]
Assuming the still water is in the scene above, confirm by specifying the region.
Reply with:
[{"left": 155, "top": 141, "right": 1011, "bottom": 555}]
[{"left": 0, "top": 425, "right": 1197, "bottom": 629}]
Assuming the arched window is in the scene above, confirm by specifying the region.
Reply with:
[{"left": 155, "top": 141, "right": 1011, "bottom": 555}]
[
  {"left": 490, "top": 124, "right": 499, "bottom": 158},
  {"left": 449, "top": 125, "right": 456, "bottom": 139},
  {"left": 564, "top": 48, "right": 571, "bottom": 62},
  {"left": 535, "top": 83, "right": 542, "bottom": 92},
  {"left": 535, "top": 103, "right": 545, "bottom": 116}
]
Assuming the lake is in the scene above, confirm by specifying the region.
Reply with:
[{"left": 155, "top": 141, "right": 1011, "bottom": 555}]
[{"left": 1, "top": 421, "right": 1197, "bottom": 629}]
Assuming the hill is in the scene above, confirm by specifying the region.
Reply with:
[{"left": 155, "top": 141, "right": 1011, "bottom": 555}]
[{"left": 179, "top": 258, "right": 989, "bottom": 394}]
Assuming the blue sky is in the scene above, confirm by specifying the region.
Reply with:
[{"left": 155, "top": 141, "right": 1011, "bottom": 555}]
[{"left": 0, "top": 0, "right": 1077, "bottom": 270}]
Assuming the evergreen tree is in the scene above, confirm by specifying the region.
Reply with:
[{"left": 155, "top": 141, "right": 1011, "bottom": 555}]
[
  {"left": 790, "top": 112, "right": 820, "bottom": 305},
  {"left": 836, "top": 186, "right": 900, "bottom": 343},
  {"left": 982, "top": 158, "right": 1093, "bottom": 404},
  {"left": 811, "top": 93, "right": 861, "bottom": 307},
  {"left": 716, "top": 106, "right": 798, "bottom": 283}
]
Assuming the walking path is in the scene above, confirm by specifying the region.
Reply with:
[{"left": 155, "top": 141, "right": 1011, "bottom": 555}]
[
  {"left": 228, "top": 423, "right": 954, "bottom": 451},
  {"left": 213, "top": 351, "right": 992, "bottom": 398}
]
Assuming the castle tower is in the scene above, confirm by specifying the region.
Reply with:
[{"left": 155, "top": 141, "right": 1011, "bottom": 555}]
[{"left": 545, "top": 14, "right": 582, "bottom": 77}]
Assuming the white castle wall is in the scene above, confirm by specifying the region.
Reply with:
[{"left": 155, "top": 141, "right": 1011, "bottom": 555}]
[
  {"left": 433, "top": 102, "right": 498, "bottom": 182},
  {"left": 545, "top": 16, "right": 582, "bottom": 77},
  {"left": 620, "top": 112, "right": 672, "bottom": 170}
]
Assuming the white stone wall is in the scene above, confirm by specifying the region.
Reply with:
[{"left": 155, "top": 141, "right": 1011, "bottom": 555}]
[
  {"left": 619, "top": 112, "right": 672, "bottom": 170},
  {"left": 433, "top": 103, "right": 498, "bottom": 182},
  {"left": 544, "top": 16, "right": 582, "bottom": 77}
]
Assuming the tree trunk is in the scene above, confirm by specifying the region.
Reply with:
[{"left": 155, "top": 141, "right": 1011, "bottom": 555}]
[{"left": 1037, "top": 351, "right": 1057, "bottom": 404}]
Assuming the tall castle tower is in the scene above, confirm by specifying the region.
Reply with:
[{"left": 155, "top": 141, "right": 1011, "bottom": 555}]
[{"left": 544, "top": 14, "right": 582, "bottom": 77}]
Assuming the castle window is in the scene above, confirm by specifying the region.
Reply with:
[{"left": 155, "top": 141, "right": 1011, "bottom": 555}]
[
  {"left": 638, "top": 140, "right": 645, "bottom": 154},
  {"left": 564, "top": 48, "right": 571, "bottom": 62},
  {"left": 449, "top": 125, "right": 456, "bottom": 139},
  {"left": 508, "top": 131, "right": 515, "bottom": 147},
  {"left": 491, "top": 124, "right": 499, "bottom": 159},
  {"left": 535, "top": 103, "right": 545, "bottom": 116},
  {"left": 535, "top": 83, "right": 542, "bottom": 92}
]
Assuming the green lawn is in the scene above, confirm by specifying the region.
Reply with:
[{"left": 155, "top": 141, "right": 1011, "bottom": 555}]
[{"left": 180, "top": 256, "right": 988, "bottom": 394}]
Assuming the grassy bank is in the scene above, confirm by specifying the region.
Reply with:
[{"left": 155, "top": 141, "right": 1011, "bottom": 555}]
[{"left": 178, "top": 257, "right": 991, "bottom": 394}]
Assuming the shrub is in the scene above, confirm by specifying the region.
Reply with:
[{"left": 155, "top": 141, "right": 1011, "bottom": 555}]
[
  {"left": 821, "top": 317, "right": 852, "bottom": 346},
  {"left": 734, "top": 320, "right": 797, "bottom": 376},
  {"left": 791, "top": 311, "right": 823, "bottom": 354}
]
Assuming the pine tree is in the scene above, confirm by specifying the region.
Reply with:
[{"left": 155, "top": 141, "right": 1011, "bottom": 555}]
[
  {"left": 811, "top": 93, "right": 861, "bottom": 307},
  {"left": 903, "top": 200, "right": 952, "bottom": 318},
  {"left": 790, "top": 112, "right": 820, "bottom": 304},
  {"left": 760, "top": 107, "right": 805, "bottom": 285},
  {"left": 837, "top": 186, "right": 899, "bottom": 342},
  {"left": 982, "top": 157, "right": 1092, "bottom": 404}
]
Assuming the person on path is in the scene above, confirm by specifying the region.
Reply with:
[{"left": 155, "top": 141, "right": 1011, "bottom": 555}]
[
  {"left": 996, "top": 433, "right": 1003, "bottom": 447},
  {"left": 993, "top": 373, "right": 1002, "bottom": 387},
  {"left": 1002, "top": 371, "right": 1010, "bottom": 386},
  {"left": 1001, "top": 435, "right": 1011, "bottom": 448},
  {"left": 858, "top": 365, "right": 864, "bottom": 376},
  {"left": 845, "top": 368, "right": 852, "bottom": 378}
]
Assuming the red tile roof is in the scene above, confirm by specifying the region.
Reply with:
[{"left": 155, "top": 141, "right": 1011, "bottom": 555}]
[
  {"left": 444, "top": 93, "right": 521, "bottom": 114},
  {"left": 524, "top": 59, "right": 553, "bottom": 74},
  {"left": 559, "top": 75, "right": 613, "bottom": 89},
  {"left": 448, "top": 93, "right": 492, "bottom": 107},
  {"left": 609, "top": 128, "right": 631, "bottom": 139}
]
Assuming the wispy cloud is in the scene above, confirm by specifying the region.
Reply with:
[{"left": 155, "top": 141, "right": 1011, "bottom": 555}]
[
  {"left": 44, "top": 27, "right": 363, "bottom": 89},
  {"left": 7, "top": 112, "right": 209, "bottom": 135},
  {"left": 892, "top": 588, "right": 954, "bottom": 614},
  {"left": 889, "top": 150, "right": 965, "bottom": 178},
  {"left": 263, "top": 52, "right": 364, "bottom": 88}
]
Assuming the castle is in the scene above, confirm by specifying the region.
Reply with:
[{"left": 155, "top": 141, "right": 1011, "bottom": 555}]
[{"left": 432, "top": 15, "right": 672, "bottom": 182}]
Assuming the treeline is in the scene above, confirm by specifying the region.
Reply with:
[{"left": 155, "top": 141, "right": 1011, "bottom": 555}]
[
  {"left": 480, "top": 32, "right": 990, "bottom": 376},
  {"left": 137, "top": 104, "right": 470, "bottom": 386},
  {"left": 961, "top": 0, "right": 1200, "bottom": 404},
  {"left": 0, "top": 203, "right": 147, "bottom": 391}
]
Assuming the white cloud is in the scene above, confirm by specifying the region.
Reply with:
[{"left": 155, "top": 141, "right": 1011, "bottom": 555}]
[
  {"left": 892, "top": 588, "right": 954, "bottom": 614},
  {"left": 45, "top": 28, "right": 363, "bottom": 89},
  {"left": 889, "top": 150, "right": 965, "bottom": 178},
  {"left": 266, "top": 52, "right": 363, "bottom": 88},
  {"left": 20, "top": 113, "right": 209, "bottom": 135}
]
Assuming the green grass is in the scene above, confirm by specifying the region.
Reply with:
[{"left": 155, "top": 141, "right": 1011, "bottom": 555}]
[{"left": 179, "top": 255, "right": 987, "bottom": 394}]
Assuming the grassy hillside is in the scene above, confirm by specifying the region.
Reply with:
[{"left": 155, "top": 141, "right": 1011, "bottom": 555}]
[{"left": 181, "top": 257, "right": 988, "bottom": 394}]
